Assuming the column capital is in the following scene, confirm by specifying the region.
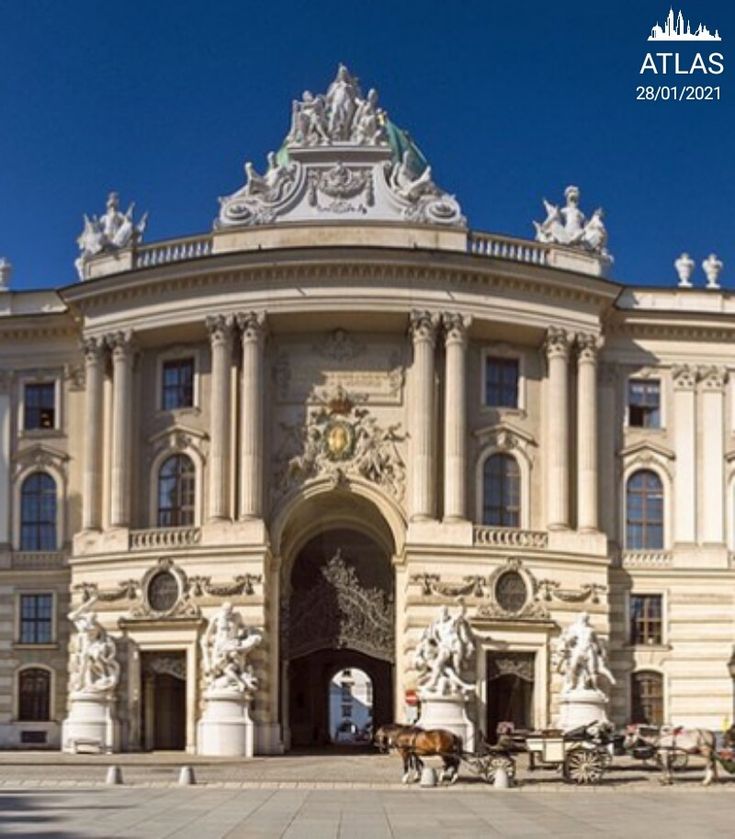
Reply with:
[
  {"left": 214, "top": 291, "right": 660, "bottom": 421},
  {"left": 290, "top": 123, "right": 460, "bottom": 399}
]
[
  {"left": 105, "top": 329, "right": 135, "bottom": 360},
  {"left": 672, "top": 363, "right": 697, "bottom": 391},
  {"left": 205, "top": 313, "right": 234, "bottom": 346},
  {"left": 237, "top": 311, "right": 267, "bottom": 343},
  {"left": 442, "top": 312, "right": 472, "bottom": 345},
  {"left": 699, "top": 364, "right": 728, "bottom": 392},
  {"left": 80, "top": 336, "right": 106, "bottom": 364},
  {"left": 409, "top": 310, "right": 441, "bottom": 345},
  {"left": 575, "top": 332, "right": 603, "bottom": 364},
  {"left": 543, "top": 326, "right": 572, "bottom": 360}
]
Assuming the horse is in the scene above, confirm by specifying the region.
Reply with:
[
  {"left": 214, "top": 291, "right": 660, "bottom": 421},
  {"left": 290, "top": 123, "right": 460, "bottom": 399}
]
[
  {"left": 393, "top": 727, "right": 463, "bottom": 784},
  {"left": 624, "top": 724, "right": 718, "bottom": 785},
  {"left": 373, "top": 723, "right": 422, "bottom": 754}
]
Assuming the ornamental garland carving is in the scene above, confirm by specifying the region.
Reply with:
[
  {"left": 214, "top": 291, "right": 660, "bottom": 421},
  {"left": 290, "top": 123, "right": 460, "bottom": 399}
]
[
  {"left": 284, "top": 550, "right": 394, "bottom": 662},
  {"left": 410, "top": 558, "right": 605, "bottom": 620},
  {"left": 273, "top": 384, "right": 406, "bottom": 501},
  {"left": 75, "top": 559, "right": 261, "bottom": 621}
]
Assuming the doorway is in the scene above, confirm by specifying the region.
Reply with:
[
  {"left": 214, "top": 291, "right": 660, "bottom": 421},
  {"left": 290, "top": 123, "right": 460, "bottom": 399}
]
[
  {"left": 282, "top": 528, "right": 395, "bottom": 749},
  {"left": 141, "top": 652, "right": 186, "bottom": 751},
  {"left": 486, "top": 652, "right": 535, "bottom": 742}
]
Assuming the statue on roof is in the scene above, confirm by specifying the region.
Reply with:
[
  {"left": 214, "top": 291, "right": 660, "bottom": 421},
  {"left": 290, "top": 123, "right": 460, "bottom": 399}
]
[
  {"left": 533, "top": 185, "right": 611, "bottom": 260},
  {"left": 389, "top": 151, "right": 440, "bottom": 202},
  {"left": 243, "top": 151, "right": 296, "bottom": 202},
  {"left": 75, "top": 192, "right": 147, "bottom": 279}
]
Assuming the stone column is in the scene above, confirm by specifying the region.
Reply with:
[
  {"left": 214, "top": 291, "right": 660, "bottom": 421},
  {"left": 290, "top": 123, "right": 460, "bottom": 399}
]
[
  {"left": 544, "top": 327, "right": 571, "bottom": 530},
  {"left": 409, "top": 311, "right": 440, "bottom": 521},
  {"left": 81, "top": 338, "right": 106, "bottom": 531},
  {"left": 672, "top": 365, "right": 697, "bottom": 544},
  {"left": 237, "top": 312, "right": 267, "bottom": 520},
  {"left": 442, "top": 313, "right": 471, "bottom": 522},
  {"left": 107, "top": 331, "right": 135, "bottom": 529},
  {"left": 206, "top": 315, "right": 234, "bottom": 522},
  {"left": 576, "top": 333, "right": 601, "bottom": 532},
  {"left": 700, "top": 366, "right": 727, "bottom": 543},
  {"left": 0, "top": 373, "right": 11, "bottom": 545}
]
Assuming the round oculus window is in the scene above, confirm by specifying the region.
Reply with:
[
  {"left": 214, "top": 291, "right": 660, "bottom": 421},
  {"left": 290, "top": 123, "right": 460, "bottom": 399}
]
[
  {"left": 495, "top": 570, "right": 528, "bottom": 613},
  {"left": 147, "top": 570, "right": 180, "bottom": 613}
]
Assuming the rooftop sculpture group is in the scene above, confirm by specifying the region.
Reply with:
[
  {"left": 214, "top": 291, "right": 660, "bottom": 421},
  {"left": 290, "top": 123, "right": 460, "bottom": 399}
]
[
  {"left": 75, "top": 192, "right": 147, "bottom": 279},
  {"left": 533, "top": 185, "right": 611, "bottom": 260}
]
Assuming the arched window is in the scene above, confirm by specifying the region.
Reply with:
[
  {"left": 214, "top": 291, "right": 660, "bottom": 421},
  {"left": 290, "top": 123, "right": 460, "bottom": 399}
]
[
  {"left": 626, "top": 470, "right": 664, "bottom": 549},
  {"left": 483, "top": 454, "right": 520, "bottom": 527},
  {"left": 20, "top": 473, "right": 57, "bottom": 551},
  {"left": 631, "top": 670, "right": 663, "bottom": 726},
  {"left": 157, "top": 454, "right": 195, "bottom": 527},
  {"left": 18, "top": 668, "right": 51, "bottom": 721}
]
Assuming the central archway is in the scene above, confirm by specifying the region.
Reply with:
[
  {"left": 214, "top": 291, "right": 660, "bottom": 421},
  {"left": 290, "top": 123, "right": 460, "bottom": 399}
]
[{"left": 281, "top": 527, "right": 395, "bottom": 749}]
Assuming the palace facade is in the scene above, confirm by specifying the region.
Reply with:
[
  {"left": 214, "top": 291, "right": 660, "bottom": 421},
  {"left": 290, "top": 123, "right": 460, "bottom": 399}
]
[{"left": 1, "top": 67, "right": 733, "bottom": 752}]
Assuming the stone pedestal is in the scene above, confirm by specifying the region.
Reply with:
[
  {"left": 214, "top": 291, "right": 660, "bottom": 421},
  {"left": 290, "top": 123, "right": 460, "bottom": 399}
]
[
  {"left": 558, "top": 689, "right": 609, "bottom": 731},
  {"left": 417, "top": 694, "right": 475, "bottom": 752},
  {"left": 197, "top": 689, "right": 255, "bottom": 757},
  {"left": 62, "top": 692, "right": 119, "bottom": 754}
]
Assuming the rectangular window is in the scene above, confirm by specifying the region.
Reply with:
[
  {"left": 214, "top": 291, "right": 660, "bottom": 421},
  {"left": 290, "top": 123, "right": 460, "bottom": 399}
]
[
  {"left": 628, "top": 379, "right": 661, "bottom": 428},
  {"left": 161, "top": 358, "right": 194, "bottom": 410},
  {"left": 341, "top": 704, "right": 352, "bottom": 718},
  {"left": 630, "top": 594, "right": 663, "bottom": 645},
  {"left": 485, "top": 357, "right": 519, "bottom": 408},
  {"left": 18, "top": 594, "right": 54, "bottom": 644},
  {"left": 24, "top": 383, "right": 56, "bottom": 430}
]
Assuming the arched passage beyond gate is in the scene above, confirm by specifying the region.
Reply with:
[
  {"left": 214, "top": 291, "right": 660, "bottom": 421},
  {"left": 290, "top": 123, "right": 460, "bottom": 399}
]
[{"left": 282, "top": 527, "right": 395, "bottom": 748}]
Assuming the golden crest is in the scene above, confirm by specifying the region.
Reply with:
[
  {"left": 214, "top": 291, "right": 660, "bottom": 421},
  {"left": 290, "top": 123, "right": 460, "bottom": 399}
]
[{"left": 325, "top": 420, "right": 354, "bottom": 460}]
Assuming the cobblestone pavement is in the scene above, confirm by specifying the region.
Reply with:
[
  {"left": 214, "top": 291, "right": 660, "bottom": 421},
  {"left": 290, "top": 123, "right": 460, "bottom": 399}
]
[
  {"left": 1, "top": 786, "right": 735, "bottom": 838},
  {"left": 0, "top": 752, "right": 734, "bottom": 837}
]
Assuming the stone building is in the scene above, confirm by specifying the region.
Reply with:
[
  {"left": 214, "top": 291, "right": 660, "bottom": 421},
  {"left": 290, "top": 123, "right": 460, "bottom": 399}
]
[{"left": 0, "top": 67, "right": 733, "bottom": 752}]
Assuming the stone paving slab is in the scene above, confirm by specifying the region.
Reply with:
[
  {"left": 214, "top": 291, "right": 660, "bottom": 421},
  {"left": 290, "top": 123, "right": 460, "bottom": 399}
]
[{"left": 0, "top": 787, "right": 734, "bottom": 838}]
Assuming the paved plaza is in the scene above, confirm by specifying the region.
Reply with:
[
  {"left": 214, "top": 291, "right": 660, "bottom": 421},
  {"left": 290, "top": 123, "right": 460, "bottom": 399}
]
[{"left": 0, "top": 753, "right": 734, "bottom": 837}]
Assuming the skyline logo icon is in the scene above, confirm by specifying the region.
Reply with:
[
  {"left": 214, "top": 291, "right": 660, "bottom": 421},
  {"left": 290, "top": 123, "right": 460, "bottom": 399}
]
[{"left": 648, "top": 7, "right": 721, "bottom": 41}]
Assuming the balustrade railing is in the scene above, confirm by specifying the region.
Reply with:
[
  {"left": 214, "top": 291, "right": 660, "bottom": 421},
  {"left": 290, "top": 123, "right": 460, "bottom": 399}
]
[
  {"left": 467, "top": 231, "right": 549, "bottom": 266},
  {"left": 134, "top": 234, "right": 212, "bottom": 269},
  {"left": 473, "top": 526, "right": 548, "bottom": 549},
  {"left": 129, "top": 527, "right": 202, "bottom": 550},
  {"left": 11, "top": 550, "right": 68, "bottom": 570},
  {"left": 620, "top": 550, "right": 673, "bottom": 568}
]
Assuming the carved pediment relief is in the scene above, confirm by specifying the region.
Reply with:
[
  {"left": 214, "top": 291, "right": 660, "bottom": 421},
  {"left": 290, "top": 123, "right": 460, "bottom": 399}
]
[
  {"left": 13, "top": 443, "right": 69, "bottom": 479},
  {"left": 618, "top": 440, "right": 674, "bottom": 479},
  {"left": 474, "top": 422, "right": 537, "bottom": 459},
  {"left": 148, "top": 423, "right": 209, "bottom": 460}
]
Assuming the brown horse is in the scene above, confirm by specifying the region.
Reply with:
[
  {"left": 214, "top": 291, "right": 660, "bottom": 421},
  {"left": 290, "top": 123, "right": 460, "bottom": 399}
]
[
  {"left": 624, "top": 724, "right": 718, "bottom": 785},
  {"left": 394, "top": 727, "right": 463, "bottom": 784},
  {"left": 374, "top": 723, "right": 422, "bottom": 754}
]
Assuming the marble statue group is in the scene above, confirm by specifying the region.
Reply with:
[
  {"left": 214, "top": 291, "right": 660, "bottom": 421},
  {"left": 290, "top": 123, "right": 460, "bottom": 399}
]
[
  {"left": 201, "top": 601, "right": 263, "bottom": 694},
  {"left": 534, "top": 185, "right": 610, "bottom": 258},
  {"left": 414, "top": 603, "right": 476, "bottom": 697},
  {"left": 555, "top": 611, "right": 616, "bottom": 694},
  {"left": 75, "top": 192, "right": 147, "bottom": 278},
  {"left": 67, "top": 597, "right": 120, "bottom": 695}
]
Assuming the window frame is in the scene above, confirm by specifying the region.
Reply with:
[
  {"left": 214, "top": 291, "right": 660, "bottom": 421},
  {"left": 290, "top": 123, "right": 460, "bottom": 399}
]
[
  {"left": 630, "top": 670, "right": 665, "bottom": 727},
  {"left": 625, "top": 375, "right": 664, "bottom": 430},
  {"left": 161, "top": 357, "right": 196, "bottom": 412},
  {"left": 156, "top": 453, "right": 197, "bottom": 528},
  {"left": 19, "top": 471, "right": 58, "bottom": 552},
  {"left": 16, "top": 591, "right": 56, "bottom": 646},
  {"left": 156, "top": 347, "right": 201, "bottom": 414},
  {"left": 16, "top": 665, "right": 54, "bottom": 722},
  {"left": 18, "top": 375, "right": 62, "bottom": 434},
  {"left": 625, "top": 468, "right": 665, "bottom": 550},
  {"left": 628, "top": 592, "right": 664, "bottom": 646},
  {"left": 482, "top": 452, "right": 522, "bottom": 528},
  {"left": 481, "top": 347, "right": 525, "bottom": 413}
]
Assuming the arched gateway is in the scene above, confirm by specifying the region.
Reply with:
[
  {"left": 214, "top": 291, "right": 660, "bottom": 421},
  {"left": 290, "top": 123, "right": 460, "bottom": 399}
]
[{"left": 279, "top": 517, "right": 396, "bottom": 749}]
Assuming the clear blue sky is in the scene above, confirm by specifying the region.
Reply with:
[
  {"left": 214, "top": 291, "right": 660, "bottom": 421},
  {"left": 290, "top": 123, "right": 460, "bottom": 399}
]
[{"left": 1, "top": 0, "right": 733, "bottom": 290}]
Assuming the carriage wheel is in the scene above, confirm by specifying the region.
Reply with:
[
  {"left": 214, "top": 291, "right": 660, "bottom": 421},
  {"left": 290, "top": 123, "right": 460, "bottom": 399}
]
[
  {"left": 481, "top": 755, "right": 516, "bottom": 784},
  {"left": 563, "top": 748, "right": 606, "bottom": 785}
]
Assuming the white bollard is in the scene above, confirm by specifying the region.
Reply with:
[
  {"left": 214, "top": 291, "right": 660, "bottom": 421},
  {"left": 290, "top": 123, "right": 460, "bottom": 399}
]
[
  {"left": 178, "top": 766, "right": 196, "bottom": 785},
  {"left": 105, "top": 765, "right": 123, "bottom": 785},
  {"left": 419, "top": 766, "right": 437, "bottom": 787},
  {"left": 493, "top": 766, "right": 510, "bottom": 789}
]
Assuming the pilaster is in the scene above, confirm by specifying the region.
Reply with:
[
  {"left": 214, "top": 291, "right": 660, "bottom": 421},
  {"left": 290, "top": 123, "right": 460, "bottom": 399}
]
[
  {"left": 107, "top": 330, "right": 135, "bottom": 528},
  {"left": 672, "top": 364, "right": 697, "bottom": 544},
  {"left": 81, "top": 337, "right": 106, "bottom": 531},
  {"left": 237, "top": 311, "right": 267, "bottom": 521},
  {"left": 543, "top": 327, "right": 571, "bottom": 530},
  {"left": 206, "top": 315, "right": 234, "bottom": 522},
  {"left": 576, "top": 333, "right": 601, "bottom": 532},
  {"left": 699, "top": 365, "right": 727, "bottom": 544}
]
